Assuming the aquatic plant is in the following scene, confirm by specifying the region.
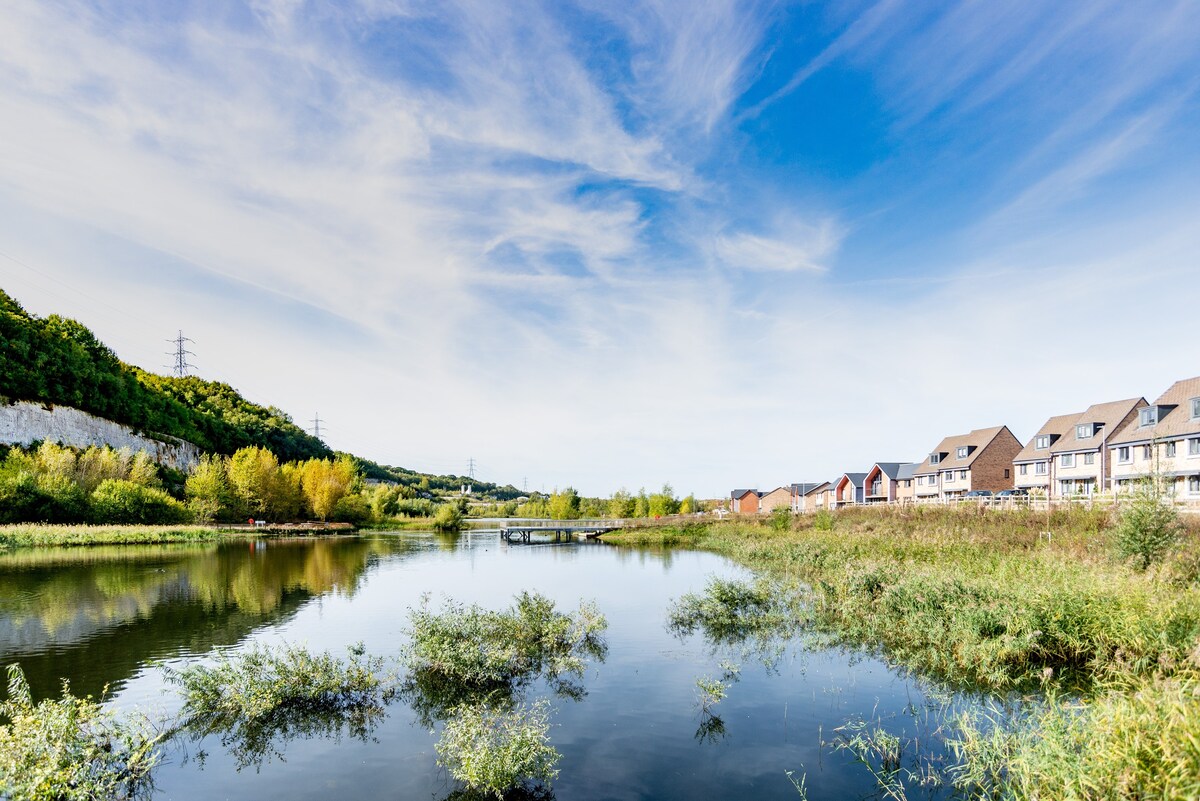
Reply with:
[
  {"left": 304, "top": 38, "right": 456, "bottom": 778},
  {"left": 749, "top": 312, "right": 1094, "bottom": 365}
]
[
  {"left": 0, "top": 664, "right": 163, "bottom": 801},
  {"left": 668, "top": 576, "right": 802, "bottom": 647},
  {"left": 435, "top": 701, "right": 560, "bottom": 799},
  {"left": 403, "top": 592, "right": 607, "bottom": 692},
  {"left": 167, "top": 642, "right": 390, "bottom": 722}
]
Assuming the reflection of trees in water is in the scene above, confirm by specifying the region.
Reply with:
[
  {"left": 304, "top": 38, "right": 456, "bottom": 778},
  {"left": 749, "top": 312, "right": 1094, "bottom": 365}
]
[
  {"left": 439, "top": 785, "right": 555, "bottom": 801},
  {"left": 0, "top": 536, "right": 413, "bottom": 702},
  {"left": 184, "top": 700, "right": 390, "bottom": 772}
]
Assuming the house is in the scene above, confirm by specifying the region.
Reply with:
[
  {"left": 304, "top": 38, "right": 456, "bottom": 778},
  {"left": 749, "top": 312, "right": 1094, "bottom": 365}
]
[
  {"left": 759, "top": 486, "right": 792, "bottom": 514},
  {"left": 1012, "top": 413, "right": 1079, "bottom": 494},
  {"left": 790, "top": 482, "right": 829, "bottom": 513},
  {"left": 863, "top": 462, "right": 917, "bottom": 504},
  {"left": 834, "top": 472, "right": 868, "bottom": 507},
  {"left": 1108, "top": 376, "right": 1200, "bottom": 501},
  {"left": 895, "top": 464, "right": 917, "bottom": 504},
  {"left": 1050, "top": 397, "right": 1146, "bottom": 498},
  {"left": 912, "top": 426, "right": 1023, "bottom": 500},
  {"left": 809, "top": 481, "right": 839, "bottom": 510},
  {"left": 730, "top": 489, "right": 760, "bottom": 514}
]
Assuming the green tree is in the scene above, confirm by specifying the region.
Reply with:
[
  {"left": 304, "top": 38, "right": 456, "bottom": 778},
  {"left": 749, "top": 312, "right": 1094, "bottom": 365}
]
[
  {"left": 609, "top": 489, "right": 635, "bottom": 518},
  {"left": 1114, "top": 480, "right": 1183, "bottom": 570},
  {"left": 648, "top": 484, "right": 679, "bottom": 517},
  {"left": 548, "top": 487, "right": 582, "bottom": 520},
  {"left": 227, "top": 447, "right": 281, "bottom": 519},
  {"left": 633, "top": 488, "right": 650, "bottom": 518},
  {"left": 679, "top": 494, "right": 697, "bottom": 515},
  {"left": 185, "top": 454, "right": 233, "bottom": 523}
]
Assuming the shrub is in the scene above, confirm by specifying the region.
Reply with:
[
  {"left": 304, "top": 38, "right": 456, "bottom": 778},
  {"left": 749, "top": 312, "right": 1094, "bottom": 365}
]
[
  {"left": 435, "top": 701, "right": 560, "bottom": 798},
  {"left": 433, "top": 502, "right": 465, "bottom": 532},
  {"left": 167, "top": 642, "right": 388, "bottom": 722},
  {"left": 771, "top": 506, "right": 793, "bottom": 531},
  {"left": 0, "top": 664, "right": 162, "bottom": 801},
  {"left": 1113, "top": 485, "right": 1183, "bottom": 570},
  {"left": 404, "top": 592, "right": 607, "bottom": 691},
  {"left": 90, "top": 479, "right": 192, "bottom": 524},
  {"left": 812, "top": 509, "right": 835, "bottom": 531}
]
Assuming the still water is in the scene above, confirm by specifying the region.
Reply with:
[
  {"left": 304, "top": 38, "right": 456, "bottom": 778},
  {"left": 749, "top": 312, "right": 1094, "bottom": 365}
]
[{"left": 0, "top": 534, "right": 961, "bottom": 800}]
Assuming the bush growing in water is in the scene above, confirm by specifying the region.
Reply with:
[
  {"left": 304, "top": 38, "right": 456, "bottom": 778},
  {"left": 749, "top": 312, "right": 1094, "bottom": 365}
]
[
  {"left": 668, "top": 577, "right": 799, "bottom": 644},
  {"left": 404, "top": 592, "right": 607, "bottom": 692},
  {"left": 433, "top": 501, "right": 465, "bottom": 532},
  {"left": 435, "top": 700, "right": 560, "bottom": 798},
  {"left": 167, "top": 642, "right": 389, "bottom": 722},
  {"left": 0, "top": 665, "right": 163, "bottom": 801}
]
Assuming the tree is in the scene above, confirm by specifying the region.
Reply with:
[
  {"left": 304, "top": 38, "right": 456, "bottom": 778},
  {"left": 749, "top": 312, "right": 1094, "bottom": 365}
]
[
  {"left": 633, "top": 488, "right": 650, "bottom": 518},
  {"left": 679, "top": 494, "right": 697, "bottom": 515},
  {"left": 548, "top": 487, "right": 582, "bottom": 520},
  {"left": 227, "top": 447, "right": 281, "bottom": 518},
  {"left": 609, "top": 489, "right": 635, "bottom": 519},
  {"left": 299, "top": 457, "right": 356, "bottom": 521},
  {"left": 185, "top": 454, "right": 232, "bottom": 523},
  {"left": 648, "top": 484, "right": 679, "bottom": 517}
]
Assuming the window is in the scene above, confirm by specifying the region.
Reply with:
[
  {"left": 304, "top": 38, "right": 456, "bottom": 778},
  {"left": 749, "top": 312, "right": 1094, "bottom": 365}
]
[
  {"left": 930, "top": 453, "right": 941, "bottom": 465},
  {"left": 1143, "top": 445, "right": 1153, "bottom": 460},
  {"left": 1166, "top": 441, "right": 1177, "bottom": 457},
  {"left": 1190, "top": 438, "right": 1200, "bottom": 457},
  {"left": 1140, "top": 407, "right": 1158, "bottom": 427},
  {"left": 1035, "top": 435, "right": 1050, "bottom": 449},
  {"left": 1076, "top": 423, "right": 1093, "bottom": 439},
  {"left": 945, "top": 471, "right": 954, "bottom": 483},
  {"left": 1019, "top": 463, "right": 1028, "bottom": 475},
  {"left": 928, "top": 475, "right": 937, "bottom": 486},
  {"left": 1118, "top": 446, "right": 1131, "bottom": 463},
  {"left": 872, "top": 479, "right": 883, "bottom": 496},
  {"left": 957, "top": 446, "right": 969, "bottom": 459},
  {"left": 959, "top": 470, "right": 967, "bottom": 480},
  {"left": 1035, "top": 462, "right": 1047, "bottom": 475},
  {"left": 1004, "top": 468, "right": 1010, "bottom": 479},
  {"left": 1192, "top": 398, "right": 1200, "bottom": 419},
  {"left": 1190, "top": 476, "right": 1200, "bottom": 495},
  {"left": 1061, "top": 453, "right": 1075, "bottom": 468},
  {"left": 1084, "top": 452, "right": 1095, "bottom": 465}
]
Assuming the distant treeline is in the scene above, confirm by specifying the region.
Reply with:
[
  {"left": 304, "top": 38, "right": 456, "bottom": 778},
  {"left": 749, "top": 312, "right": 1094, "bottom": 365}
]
[
  {"left": 0, "top": 289, "right": 330, "bottom": 462},
  {"left": 0, "top": 288, "right": 521, "bottom": 499}
]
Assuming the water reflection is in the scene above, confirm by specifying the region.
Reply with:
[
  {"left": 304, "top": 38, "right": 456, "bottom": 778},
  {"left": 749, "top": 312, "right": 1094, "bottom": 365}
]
[{"left": 0, "top": 536, "right": 412, "bottom": 702}]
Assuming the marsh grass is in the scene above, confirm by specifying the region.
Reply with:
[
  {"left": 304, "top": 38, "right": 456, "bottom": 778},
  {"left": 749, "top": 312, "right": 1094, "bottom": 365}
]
[
  {"left": 0, "top": 664, "right": 163, "bottom": 801},
  {"left": 606, "top": 506, "right": 1200, "bottom": 799},
  {"left": 0, "top": 523, "right": 221, "bottom": 550},
  {"left": 435, "top": 701, "right": 560, "bottom": 799}
]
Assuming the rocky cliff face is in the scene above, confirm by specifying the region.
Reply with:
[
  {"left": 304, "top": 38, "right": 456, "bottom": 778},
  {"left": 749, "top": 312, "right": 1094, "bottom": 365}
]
[{"left": 0, "top": 401, "right": 201, "bottom": 470}]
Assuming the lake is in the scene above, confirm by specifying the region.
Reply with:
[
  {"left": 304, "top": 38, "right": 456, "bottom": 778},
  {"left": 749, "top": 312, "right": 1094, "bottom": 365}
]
[{"left": 0, "top": 533, "right": 966, "bottom": 800}]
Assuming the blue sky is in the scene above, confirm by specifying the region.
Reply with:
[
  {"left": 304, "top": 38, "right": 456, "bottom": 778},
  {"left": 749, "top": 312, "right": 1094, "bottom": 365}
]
[{"left": 2, "top": 0, "right": 1199, "bottom": 497}]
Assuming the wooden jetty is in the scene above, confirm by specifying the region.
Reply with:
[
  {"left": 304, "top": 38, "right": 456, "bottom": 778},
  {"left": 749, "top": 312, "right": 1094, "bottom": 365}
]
[{"left": 492, "top": 519, "right": 624, "bottom": 543}]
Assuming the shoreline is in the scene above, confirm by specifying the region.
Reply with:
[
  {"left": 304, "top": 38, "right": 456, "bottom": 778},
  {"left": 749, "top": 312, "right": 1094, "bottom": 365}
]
[{"left": 0, "top": 521, "right": 359, "bottom": 549}]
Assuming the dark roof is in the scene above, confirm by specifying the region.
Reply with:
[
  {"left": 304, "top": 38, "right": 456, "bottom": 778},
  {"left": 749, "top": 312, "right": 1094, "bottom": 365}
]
[
  {"left": 872, "top": 462, "right": 914, "bottom": 480},
  {"left": 839, "top": 472, "right": 868, "bottom": 489},
  {"left": 790, "top": 482, "right": 826, "bottom": 495},
  {"left": 896, "top": 464, "right": 917, "bottom": 481},
  {"left": 730, "top": 488, "right": 758, "bottom": 500}
]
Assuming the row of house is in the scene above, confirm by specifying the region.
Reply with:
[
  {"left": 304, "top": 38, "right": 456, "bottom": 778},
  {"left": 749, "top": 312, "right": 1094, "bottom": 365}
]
[{"left": 732, "top": 375, "right": 1200, "bottom": 512}]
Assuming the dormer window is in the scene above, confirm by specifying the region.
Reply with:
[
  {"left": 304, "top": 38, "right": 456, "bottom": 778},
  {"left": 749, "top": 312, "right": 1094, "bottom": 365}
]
[
  {"left": 1035, "top": 435, "right": 1050, "bottom": 449},
  {"left": 1076, "top": 423, "right": 1093, "bottom": 439},
  {"left": 930, "top": 453, "right": 941, "bottom": 465},
  {"left": 1192, "top": 398, "right": 1200, "bottom": 419},
  {"left": 1140, "top": 407, "right": 1159, "bottom": 427},
  {"left": 956, "top": 446, "right": 969, "bottom": 459}
]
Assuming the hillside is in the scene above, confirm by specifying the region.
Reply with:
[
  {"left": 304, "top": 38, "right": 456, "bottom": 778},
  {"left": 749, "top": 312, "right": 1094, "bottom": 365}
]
[{"left": 0, "top": 288, "right": 521, "bottom": 499}]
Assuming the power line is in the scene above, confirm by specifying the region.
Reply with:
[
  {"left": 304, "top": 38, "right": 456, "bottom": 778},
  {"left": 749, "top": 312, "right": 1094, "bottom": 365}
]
[
  {"left": 468, "top": 456, "right": 476, "bottom": 480},
  {"left": 310, "top": 413, "right": 325, "bottom": 440},
  {"left": 165, "top": 330, "right": 195, "bottom": 377}
]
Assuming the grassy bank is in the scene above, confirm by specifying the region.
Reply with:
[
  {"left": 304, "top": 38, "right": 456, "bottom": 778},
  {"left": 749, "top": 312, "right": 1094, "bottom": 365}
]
[
  {"left": 603, "top": 506, "right": 1200, "bottom": 799},
  {"left": 0, "top": 522, "right": 357, "bottom": 550}
]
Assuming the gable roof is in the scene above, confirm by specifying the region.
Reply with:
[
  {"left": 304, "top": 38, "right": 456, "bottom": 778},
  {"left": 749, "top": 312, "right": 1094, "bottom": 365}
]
[
  {"left": 1013, "top": 413, "right": 1080, "bottom": 463},
  {"left": 730, "top": 488, "right": 758, "bottom": 500},
  {"left": 791, "top": 482, "right": 828, "bottom": 496},
  {"left": 761, "top": 486, "right": 790, "bottom": 499},
  {"left": 896, "top": 463, "right": 917, "bottom": 481},
  {"left": 837, "top": 472, "right": 868, "bottom": 489},
  {"left": 1050, "top": 397, "right": 1146, "bottom": 454},
  {"left": 1109, "top": 377, "right": 1200, "bottom": 445},
  {"left": 913, "top": 426, "right": 1012, "bottom": 475},
  {"left": 870, "top": 462, "right": 914, "bottom": 480}
]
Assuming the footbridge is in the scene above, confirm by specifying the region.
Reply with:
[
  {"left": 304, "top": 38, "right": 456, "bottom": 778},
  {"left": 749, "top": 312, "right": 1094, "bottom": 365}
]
[{"left": 485, "top": 519, "right": 626, "bottom": 542}]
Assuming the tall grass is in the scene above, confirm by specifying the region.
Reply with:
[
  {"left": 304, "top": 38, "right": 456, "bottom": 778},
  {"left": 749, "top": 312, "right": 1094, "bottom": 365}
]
[{"left": 604, "top": 506, "right": 1200, "bottom": 798}]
